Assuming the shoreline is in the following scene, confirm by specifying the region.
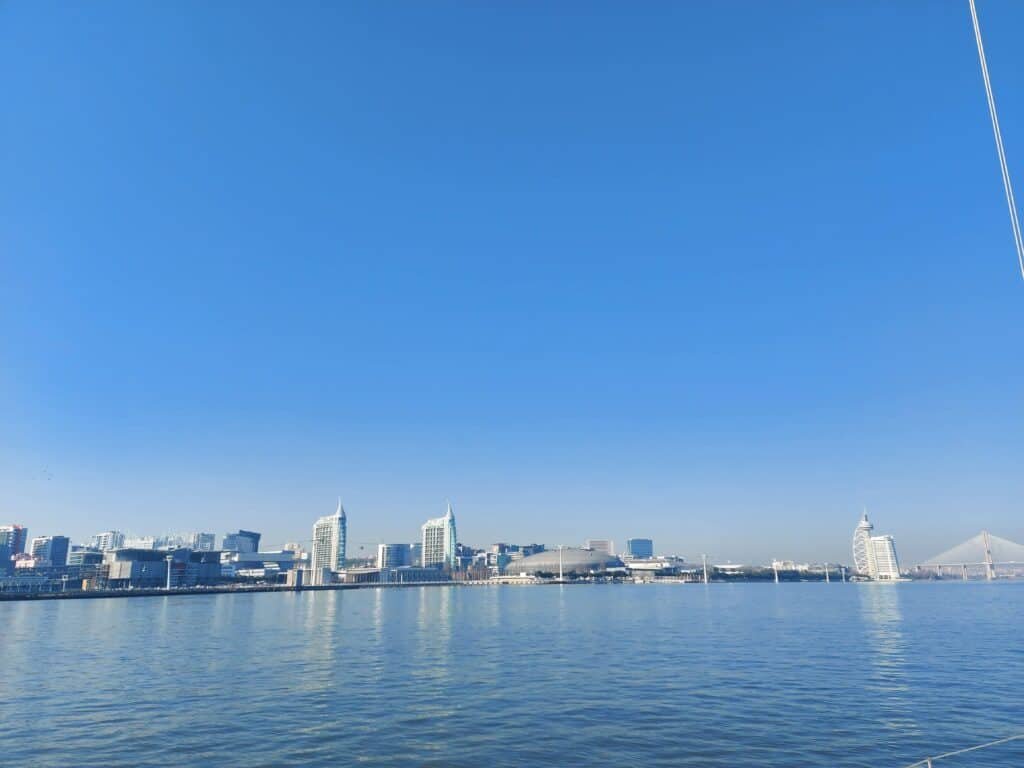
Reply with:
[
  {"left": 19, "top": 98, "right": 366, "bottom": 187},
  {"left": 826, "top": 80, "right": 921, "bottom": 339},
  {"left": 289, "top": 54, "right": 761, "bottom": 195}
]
[
  {"left": 0, "top": 580, "right": 484, "bottom": 603},
  {"left": 3, "top": 576, "right": 1007, "bottom": 603}
]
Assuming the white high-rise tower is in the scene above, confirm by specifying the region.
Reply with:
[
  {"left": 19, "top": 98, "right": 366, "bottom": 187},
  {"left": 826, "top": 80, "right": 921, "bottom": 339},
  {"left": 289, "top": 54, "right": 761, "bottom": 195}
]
[
  {"left": 852, "top": 511, "right": 902, "bottom": 580},
  {"left": 852, "top": 513, "right": 873, "bottom": 575},
  {"left": 312, "top": 499, "right": 347, "bottom": 573},
  {"left": 421, "top": 502, "right": 457, "bottom": 569}
]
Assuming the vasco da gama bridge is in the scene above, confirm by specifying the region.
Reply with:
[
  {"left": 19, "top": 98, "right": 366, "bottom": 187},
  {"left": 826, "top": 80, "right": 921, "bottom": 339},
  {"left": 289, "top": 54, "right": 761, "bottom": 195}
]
[{"left": 917, "top": 531, "right": 1024, "bottom": 580}]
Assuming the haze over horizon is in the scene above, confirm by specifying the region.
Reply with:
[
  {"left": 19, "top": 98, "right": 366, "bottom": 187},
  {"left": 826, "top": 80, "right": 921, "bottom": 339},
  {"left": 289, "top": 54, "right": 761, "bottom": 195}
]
[{"left": 3, "top": 1, "right": 1023, "bottom": 566}]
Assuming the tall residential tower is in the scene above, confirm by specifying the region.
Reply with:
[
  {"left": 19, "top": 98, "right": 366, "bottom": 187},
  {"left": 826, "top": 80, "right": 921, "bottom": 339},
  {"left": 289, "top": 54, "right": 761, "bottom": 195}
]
[
  {"left": 852, "top": 513, "right": 873, "bottom": 575},
  {"left": 312, "top": 499, "right": 347, "bottom": 573},
  {"left": 421, "top": 503, "right": 457, "bottom": 569}
]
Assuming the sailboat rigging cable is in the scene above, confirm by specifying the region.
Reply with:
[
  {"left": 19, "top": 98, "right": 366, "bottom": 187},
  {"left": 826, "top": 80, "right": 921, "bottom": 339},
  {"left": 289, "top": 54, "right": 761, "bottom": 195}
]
[{"left": 968, "top": 0, "right": 1024, "bottom": 279}]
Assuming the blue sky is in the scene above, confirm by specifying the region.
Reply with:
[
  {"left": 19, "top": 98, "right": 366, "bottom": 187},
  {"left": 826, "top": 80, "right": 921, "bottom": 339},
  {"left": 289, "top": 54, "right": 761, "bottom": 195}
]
[{"left": 2, "top": 1, "right": 1023, "bottom": 564}]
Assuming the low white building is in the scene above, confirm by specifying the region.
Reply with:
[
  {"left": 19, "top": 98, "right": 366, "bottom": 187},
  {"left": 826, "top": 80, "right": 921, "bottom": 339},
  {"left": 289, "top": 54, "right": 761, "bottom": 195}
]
[{"left": 868, "top": 535, "right": 902, "bottom": 580}]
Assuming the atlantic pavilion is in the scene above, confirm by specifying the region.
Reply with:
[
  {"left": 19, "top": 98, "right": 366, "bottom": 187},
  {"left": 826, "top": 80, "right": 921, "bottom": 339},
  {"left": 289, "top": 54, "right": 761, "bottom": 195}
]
[{"left": 504, "top": 548, "right": 623, "bottom": 577}]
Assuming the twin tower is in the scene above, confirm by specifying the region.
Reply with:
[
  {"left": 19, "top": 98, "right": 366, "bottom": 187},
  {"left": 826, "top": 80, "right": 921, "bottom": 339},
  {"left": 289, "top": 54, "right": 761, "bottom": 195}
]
[{"left": 311, "top": 499, "right": 459, "bottom": 574}]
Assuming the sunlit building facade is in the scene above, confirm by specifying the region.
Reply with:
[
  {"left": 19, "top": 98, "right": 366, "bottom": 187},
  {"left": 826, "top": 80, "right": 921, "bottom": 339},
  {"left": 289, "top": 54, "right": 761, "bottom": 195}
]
[
  {"left": 852, "top": 513, "right": 901, "bottom": 580},
  {"left": 868, "top": 535, "right": 901, "bottom": 581},
  {"left": 421, "top": 503, "right": 457, "bottom": 569},
  {"left": 91, "top": 531, "right": 125, "bottom": 552},
  {"left": 312, "top": 499, "right": 347, "bottom": 573},
  {"left": 852, "top": 514, "right": 873, "bottom": 575},
  {"left": 30, "top": 535, "right": 70, "bottom": 567}
]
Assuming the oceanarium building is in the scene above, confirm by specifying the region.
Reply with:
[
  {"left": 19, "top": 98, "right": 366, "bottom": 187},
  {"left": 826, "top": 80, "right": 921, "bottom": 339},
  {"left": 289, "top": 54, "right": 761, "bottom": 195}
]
[{"left": 504, "top": 548, "right": 623, "bottom": 577}]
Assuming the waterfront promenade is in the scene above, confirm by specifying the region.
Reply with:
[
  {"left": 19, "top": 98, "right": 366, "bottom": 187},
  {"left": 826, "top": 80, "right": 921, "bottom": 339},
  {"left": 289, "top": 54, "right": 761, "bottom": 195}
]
[{"left": 0, "top": 578, "right": 523, "bottom": 602}]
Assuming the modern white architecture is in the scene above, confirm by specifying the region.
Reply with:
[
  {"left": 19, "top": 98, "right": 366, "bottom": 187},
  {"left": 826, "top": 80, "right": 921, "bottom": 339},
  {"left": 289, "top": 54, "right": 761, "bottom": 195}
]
[
  {"left": 312, "top": 499, "right": 347, "bottom": 573},
  {"left": 124, "top": 536, "right": 157, "bottom": 550},
  {"left": 91, "top": 530, "right": 125, "bottom": 552},
  {"left": 868, "top": 535, "right": 901, "bottom": 581},
  {"left": 852, "top": 513, "right": 873, "bottom": 575},
  {"left": 421, "top": 503, "right": 457, "bottom": 569},
  {"left": 852, "top": 513, "right": 902, "bottom": 580}
]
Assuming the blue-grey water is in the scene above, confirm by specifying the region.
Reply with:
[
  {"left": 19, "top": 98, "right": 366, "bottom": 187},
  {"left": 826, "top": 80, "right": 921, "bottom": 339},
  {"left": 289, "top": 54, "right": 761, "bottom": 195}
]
[{"left": 2, "top": 583, "right": 1022, "bottom": 767}]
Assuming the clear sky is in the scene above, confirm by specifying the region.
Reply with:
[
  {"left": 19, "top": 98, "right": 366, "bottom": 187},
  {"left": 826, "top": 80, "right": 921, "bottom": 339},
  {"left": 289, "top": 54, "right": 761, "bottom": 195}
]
[{"left": 2, "top": 1, "right": 1023, "bottom": 565}]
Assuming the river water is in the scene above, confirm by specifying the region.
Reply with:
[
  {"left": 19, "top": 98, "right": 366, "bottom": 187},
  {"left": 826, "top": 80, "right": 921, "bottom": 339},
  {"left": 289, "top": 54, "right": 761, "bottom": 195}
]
[{"left": 1, "top": 582, "right": 1021, "bottom": 767}]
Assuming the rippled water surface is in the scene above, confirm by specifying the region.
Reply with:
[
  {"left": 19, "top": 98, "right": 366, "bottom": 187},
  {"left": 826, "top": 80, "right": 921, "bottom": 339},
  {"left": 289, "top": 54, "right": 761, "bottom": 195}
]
[{"left": 2, "top": 583, "right": 1022, "bottom": 767}]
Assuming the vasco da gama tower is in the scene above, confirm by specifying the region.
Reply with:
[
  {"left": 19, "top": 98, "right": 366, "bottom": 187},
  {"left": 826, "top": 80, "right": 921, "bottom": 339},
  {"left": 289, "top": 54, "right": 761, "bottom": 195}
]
[{"left": 852, "top": 512, "right": 901, "bottom": 581}]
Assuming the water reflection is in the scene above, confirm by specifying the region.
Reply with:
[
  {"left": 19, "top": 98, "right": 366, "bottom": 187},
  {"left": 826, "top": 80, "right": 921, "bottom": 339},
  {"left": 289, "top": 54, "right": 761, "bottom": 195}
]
[
  {"left": 481, "top": 582, "right": 502, "bottom": 633},
  {"left": 3, "top": 585, "right": 1021, "bottom": 766},
  {"left": 556, "top": 583, "right": 568, "bottom": 632},
  {"left": 371, "top": 587, "right": 384, "bottom": 644},
  {"left": 302, "top": 591, "right": 341, "bottom": 689},
  {"left": 413, "top": 587, "right": 455, "bottom": 693},
  {"left": 0, "top": 603, "right": 40, "bottom": 699},
  {"left": 859, "top": 585, "right": 917, "bottom": 733}
]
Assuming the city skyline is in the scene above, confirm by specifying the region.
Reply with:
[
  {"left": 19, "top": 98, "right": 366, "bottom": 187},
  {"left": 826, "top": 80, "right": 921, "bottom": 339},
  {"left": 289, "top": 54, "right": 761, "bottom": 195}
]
[
  {"left": 7, "top": 500, "right": 1024, "bottom": 591},
  {"left": 0, "top": 501, "right": 1000, "bottom": 570}
]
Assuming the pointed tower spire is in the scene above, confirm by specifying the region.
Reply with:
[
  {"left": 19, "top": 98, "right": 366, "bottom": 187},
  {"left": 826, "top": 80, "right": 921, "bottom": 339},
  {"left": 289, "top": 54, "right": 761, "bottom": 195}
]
[
  {"left": 336, "top": 497, "right": 346, "bottom": 518},
  {"left": 446, "top": 499, "right": 454, "bottom": 519}
]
